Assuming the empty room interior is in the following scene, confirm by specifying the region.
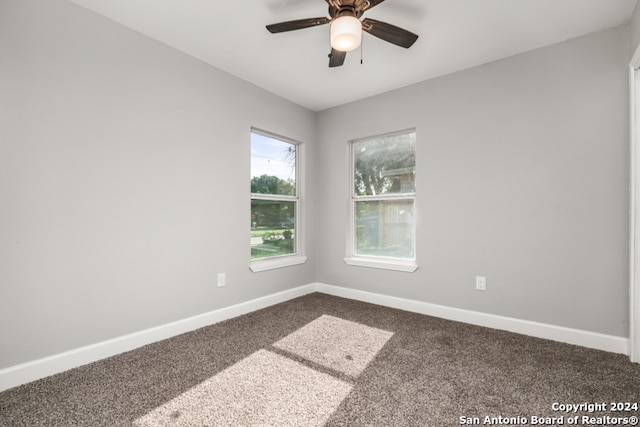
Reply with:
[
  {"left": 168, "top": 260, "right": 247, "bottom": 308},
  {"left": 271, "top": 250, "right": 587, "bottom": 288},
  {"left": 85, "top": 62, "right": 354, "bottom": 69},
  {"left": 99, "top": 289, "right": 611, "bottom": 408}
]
[{"left": 2, "top": 0, "right": 640, "bottom": 425}]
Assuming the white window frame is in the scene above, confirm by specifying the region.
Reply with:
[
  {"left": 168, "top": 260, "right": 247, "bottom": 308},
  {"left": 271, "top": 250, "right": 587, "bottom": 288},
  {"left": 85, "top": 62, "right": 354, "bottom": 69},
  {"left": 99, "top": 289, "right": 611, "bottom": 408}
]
[
  {"left": 250, "top": 128, "right": 306, "bottom": 272},
  {"left": 344, "top": 129, "right": 418, "bottom": 272}
]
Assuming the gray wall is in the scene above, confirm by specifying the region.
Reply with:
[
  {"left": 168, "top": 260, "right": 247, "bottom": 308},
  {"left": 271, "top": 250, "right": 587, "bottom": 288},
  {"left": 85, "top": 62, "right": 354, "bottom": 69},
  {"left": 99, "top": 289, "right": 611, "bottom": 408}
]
[
  {"left": 0, "top": 0, "right": 317, "bottom": 368},
  {"left": 316, "top": 24, "right": 630, "bottom": 338},
  {"left": 631, "top": 1, "right": 640, "bottom": 57}
]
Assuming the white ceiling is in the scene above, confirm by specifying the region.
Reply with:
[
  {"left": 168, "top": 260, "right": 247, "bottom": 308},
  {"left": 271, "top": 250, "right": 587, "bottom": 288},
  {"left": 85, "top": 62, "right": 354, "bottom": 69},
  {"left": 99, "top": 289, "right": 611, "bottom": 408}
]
[{"left": 68, "top": 0, "right": 637, "bottom": 112}]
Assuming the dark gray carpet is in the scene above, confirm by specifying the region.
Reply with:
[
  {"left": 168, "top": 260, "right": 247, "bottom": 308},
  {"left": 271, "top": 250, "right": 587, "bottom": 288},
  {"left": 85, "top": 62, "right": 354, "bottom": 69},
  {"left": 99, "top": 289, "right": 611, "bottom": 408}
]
[{"left": 0, "top": 292, "right": 638, "bottom": 426}]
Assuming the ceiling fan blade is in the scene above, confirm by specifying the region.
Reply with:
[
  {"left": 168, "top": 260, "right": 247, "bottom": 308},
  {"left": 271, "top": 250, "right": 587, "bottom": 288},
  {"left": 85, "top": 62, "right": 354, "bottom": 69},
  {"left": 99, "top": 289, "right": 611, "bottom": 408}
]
[
  {"left": 361, "top": 0, "right": 386, "bottom": 12},
  {"left": 361, "top": 18, "right": 418, "bottom": 48},
  {"left": 266, "top": 17, "right": 330, "bottom": 33},
  {"left": 328, "top": 48, "right": 346, "bottom": 67}
]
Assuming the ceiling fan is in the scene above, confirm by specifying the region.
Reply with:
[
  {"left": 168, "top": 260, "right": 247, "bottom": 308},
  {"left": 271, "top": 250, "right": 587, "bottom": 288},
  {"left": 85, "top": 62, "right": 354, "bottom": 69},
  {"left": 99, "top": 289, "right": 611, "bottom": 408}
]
[{"left": 266, "top": 0, "right": 419, "bottom": 68}]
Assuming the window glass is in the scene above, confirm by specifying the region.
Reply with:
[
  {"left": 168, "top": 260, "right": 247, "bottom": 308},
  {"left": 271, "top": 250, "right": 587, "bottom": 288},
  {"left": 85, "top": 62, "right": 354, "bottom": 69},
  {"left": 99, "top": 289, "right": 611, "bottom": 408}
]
[
  {"left": 250, "top": 199, "right": 296, "bottom": 259},
  {"left": 355, "top": 199, "right": 414, "bottom": 258},
  {"left": 353, "top": 132, "right": 415, "bottom": 196},
  {"left": 251, "top": 133, "right": 296, "bottom": 196}
]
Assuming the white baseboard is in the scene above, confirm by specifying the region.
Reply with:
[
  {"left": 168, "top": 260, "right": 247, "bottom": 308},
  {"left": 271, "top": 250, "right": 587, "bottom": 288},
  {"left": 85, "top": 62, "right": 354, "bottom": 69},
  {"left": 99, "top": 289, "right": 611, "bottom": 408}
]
[
  {"left": 1, "top": 282, "right": 630, "bottom": 392},
  {"left": 312, "top": 283, "right": 629, "bottom": 356},
  {"left": 0, "top": 284, "right": 316, "bottom": 392}
]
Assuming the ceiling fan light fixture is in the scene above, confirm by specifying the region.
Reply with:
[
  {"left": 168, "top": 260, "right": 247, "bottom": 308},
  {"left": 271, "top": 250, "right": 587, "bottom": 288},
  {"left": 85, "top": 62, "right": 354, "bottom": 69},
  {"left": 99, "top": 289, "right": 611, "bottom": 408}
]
[{"left": 330, "top": 15, "right": 361, "bottom": 52}]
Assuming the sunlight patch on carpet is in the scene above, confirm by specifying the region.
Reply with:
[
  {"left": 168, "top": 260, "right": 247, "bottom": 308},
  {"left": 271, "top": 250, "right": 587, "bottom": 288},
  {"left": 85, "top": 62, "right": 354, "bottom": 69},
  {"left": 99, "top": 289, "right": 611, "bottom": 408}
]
[
  {"left": 134, "top": 315, "right": 393, "bottom": 426},
  {"left": 273, "top": 314, "right": 394, "bottom": 377},
  {"left": 134, "top": 349, "right": 352, "bottom": 427}
]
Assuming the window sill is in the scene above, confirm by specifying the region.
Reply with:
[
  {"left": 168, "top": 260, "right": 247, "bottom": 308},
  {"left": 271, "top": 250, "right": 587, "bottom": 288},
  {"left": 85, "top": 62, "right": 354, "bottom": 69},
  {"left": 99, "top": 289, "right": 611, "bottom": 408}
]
[
  {"left": 343, "top": 257, "right": 418, "bottom": 272},
  {"left": 250, "top": 254, "right": 308, "bottom": 272}
]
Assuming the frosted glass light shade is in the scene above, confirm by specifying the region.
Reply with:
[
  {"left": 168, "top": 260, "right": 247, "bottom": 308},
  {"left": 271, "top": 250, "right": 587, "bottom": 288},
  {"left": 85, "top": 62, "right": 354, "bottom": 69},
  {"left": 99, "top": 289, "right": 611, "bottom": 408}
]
[{"left": 330, "top": 16, "right": 362, "bottom": 52}]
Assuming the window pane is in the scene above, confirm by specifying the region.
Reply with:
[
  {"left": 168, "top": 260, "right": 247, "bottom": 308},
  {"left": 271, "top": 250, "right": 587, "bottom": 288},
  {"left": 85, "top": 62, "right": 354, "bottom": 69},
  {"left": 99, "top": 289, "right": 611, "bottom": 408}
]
[
  {"left": 251, "top": 199, "right": 296, "bottom": 259},
  {"left": 251, "top": 132, "right": 296, "bottom": 196},
  {"left": 353, "top": 132, "right": 415, "bottom": 196},
  {"left": 355, "top": 200, "right": 414, "bottom": 259}
]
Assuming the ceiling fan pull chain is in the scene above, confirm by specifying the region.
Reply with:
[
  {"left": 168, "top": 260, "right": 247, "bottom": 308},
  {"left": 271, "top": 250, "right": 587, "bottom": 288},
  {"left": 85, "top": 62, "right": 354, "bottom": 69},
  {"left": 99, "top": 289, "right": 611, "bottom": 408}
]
[{"left": 360, "top": 34, "right": 364, "bottom": 64}]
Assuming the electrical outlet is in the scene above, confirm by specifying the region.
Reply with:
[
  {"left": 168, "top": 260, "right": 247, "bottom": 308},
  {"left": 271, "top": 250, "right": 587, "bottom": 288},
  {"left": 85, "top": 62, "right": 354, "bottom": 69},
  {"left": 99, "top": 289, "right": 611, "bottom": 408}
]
[
  {"left": 476, "top": 276, "right": 486, "bottom": 291},
  {"left": 217, "top": 273, "right": 226, "bottom": 287}
]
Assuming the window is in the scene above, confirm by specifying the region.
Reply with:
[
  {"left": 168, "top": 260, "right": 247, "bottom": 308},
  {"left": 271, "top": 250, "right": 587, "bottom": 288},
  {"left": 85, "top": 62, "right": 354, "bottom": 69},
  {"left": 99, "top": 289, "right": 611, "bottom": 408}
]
[
  {"left": 250, "top": 129, "right": 306, "bottom": 271},
  {"left": 345, "top": 130, "right": 417, "bottom": 272}
]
